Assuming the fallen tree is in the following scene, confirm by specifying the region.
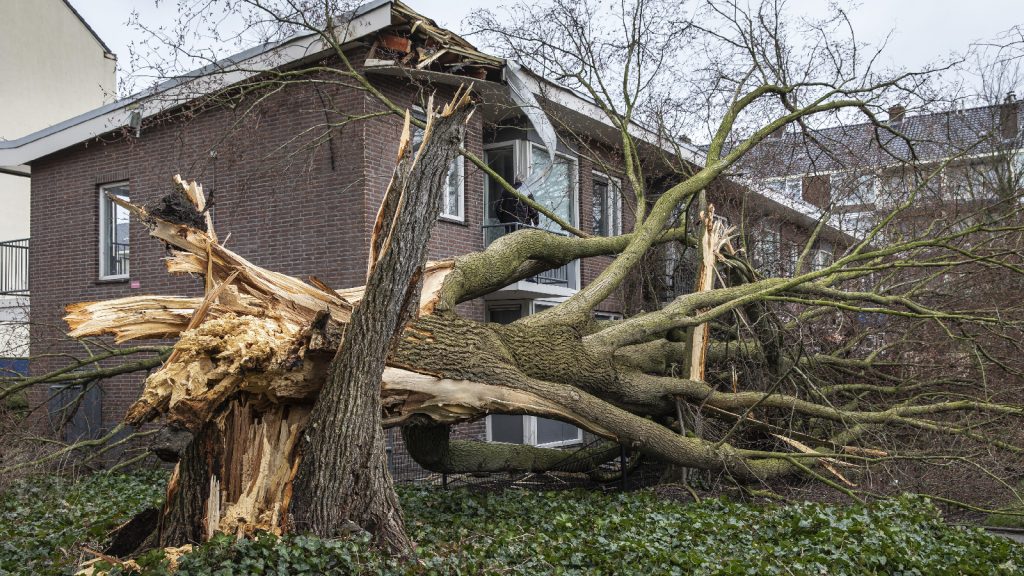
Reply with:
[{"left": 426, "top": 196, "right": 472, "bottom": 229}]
[
  {"left": 47, "top": 0, "right": 1024, "bottom": 562},
  {"left": 66, "top": 154, "right": 1024, "bottom": 559}
]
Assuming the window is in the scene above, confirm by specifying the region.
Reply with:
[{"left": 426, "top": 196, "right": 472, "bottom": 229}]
[
  {"left": 811, "top": 240, "right": 834, "bottom": 270},
  {"left": 99, "top": 182, "right": 130, "bottom": 279},
  {"left": 442, "top": 154, "right": 464, "bottom": 220},
  {"left": 752, "top": 222, "right": 781, "bottom": 274},
  {"left": 833, "top": 173, "right": 877, "bottom": 206},
  {"left": 485, "top": 301, "right": 583, "bottom": 447},
  {"left": 410, "top": 108, "right": 464, "bottom": 221},
  {"left": 592, "top": 172, "right": 622, "bottom": 236},
  {"left": 482, "top": 141, "right": 581, "bottom": 290},
  {"left": 529, "top": 144, "right": 577, "bottom": 233},
  {"left": 765, "top": 177, "right": 802, "bottom": 199}
]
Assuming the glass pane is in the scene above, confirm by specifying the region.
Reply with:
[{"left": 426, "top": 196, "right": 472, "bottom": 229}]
[
  {"left": 610, "top": 180, "right": 621, "bottom": 234},
  {"left": 529, "top": 146, "right": 574, "bottom": 232},
  {"left": 536, "top": 417, "right": 578, "bottom": 445},
  {"left": 490, "top": 415, "right": 525, "bottom": 444},
  {"left": 488, "top": 306, "right": 522, "bottom": 324},
  {"left": 485, "top": 147, "right": 515, "bottom": 223},
  {"left": 445, "top": 160, "right": 460, "bottom": 217},
  {"left": 593, "top": 179, "right": 607, "bottom": 236},
  {"left": 102, "top": 184, "right": 130, "bottom": 277}
]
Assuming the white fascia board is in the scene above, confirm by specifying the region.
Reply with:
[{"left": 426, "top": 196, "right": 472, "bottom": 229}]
[
  {"left": 509, "top": 64, "right": 706, "bottom": 166},
  {"left": 0, "top": 0, "right": 393, "bottom": 168}
]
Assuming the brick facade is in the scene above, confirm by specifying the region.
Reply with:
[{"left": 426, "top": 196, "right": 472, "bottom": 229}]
[{"left": 26, "top": 63, "right": 647, "bottom": 440}]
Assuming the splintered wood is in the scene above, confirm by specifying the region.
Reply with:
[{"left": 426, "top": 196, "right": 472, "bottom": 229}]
[{"left": 65, "top": 171, "right": 470, "bottom": 541}]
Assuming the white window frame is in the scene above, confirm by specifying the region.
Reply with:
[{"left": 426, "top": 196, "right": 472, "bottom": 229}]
[
  {"left": 829, "top": 172, "right": 878, "bottom": 206},
  {"left": 411, "top": 106, "right": 465, "bottom": 222},
  {"left": 765, "top": 176, "right": 802, "bottom": 199},
  {"left": 439, "top": 154, "right": 465, "bottom": 222},
  {"left": 811, "top": 241, "right": 834, "bottom": 271},
  {"left": 482, "top": 139, "right": 521, "bottom": 228},
  {"left": 752, "top": 222, "right": 781, "bottom": 273},
  {"left": 591, "top": 170, "right": 622, "bottom": 236},
  {"left": 98, "top": 182, "right": 130, "bottom": 280},
  {"left": 484, "top": 298, "right": 583, "bottom": 448},
  {"left": 485, "top": 414, "right": 584, "bottom": 448},
  {"left": 527, "top": 142, "right": 579, "bottom": 229}
]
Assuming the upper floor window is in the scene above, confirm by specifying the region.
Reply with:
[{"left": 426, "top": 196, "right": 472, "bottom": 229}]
[
  {"left": 765, "top": 176, "right": 802, "bottom": 199},
  {"left": 99, "top": 182, "right": 130, "bottom": 280},
  {"left": 812, "top": 240, "right": 834, "bottom": 270},
  {"left": 528, "top": 144, "right": 577, "bottom": 232},
  {"left": 592, "top": 172, "right": 622, "bottom": 236},
  {"left": 751, "top": 222, "right": 781, "bottom": 274},
  {"left": 411, "top": 108, "right": 465, "bottom": 222},
  {"left": 833, "top": 173, "right": 877, "bottom": 206}
]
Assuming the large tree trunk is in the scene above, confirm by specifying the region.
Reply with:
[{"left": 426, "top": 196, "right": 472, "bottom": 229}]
[
  {"left": 66, "top": 101, "right": 1021, "bottom": 562},
  {"left": 290, "top": 93, "right": 473, "bottom": 554}
]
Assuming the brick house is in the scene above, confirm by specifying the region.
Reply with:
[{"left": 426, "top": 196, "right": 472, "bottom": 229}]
[
  {"left": 1, "top": 1, "right": 839, "bottom": 456},
  {"left": 739, "top": 97, "right": 1024, "bottom": 270}
]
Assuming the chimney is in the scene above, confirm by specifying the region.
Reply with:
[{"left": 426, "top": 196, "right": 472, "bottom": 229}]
[
  {"left": 888, "top": 104, "right": 905, "bottom": 123},
  {"left": 1000, "top": 92, "right": 1019, "bottom": 140}
]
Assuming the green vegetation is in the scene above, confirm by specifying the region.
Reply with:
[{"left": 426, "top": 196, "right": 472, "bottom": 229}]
[
  {"left": 3, "top": 471, "right": 1023, "bottom": 575},
  {"left": 0, "top": 469, "right": 166, "bottom": 575}
]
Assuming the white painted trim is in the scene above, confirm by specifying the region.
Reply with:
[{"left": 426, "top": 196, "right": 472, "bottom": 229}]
[
  {"left": 509, "top": 65, "right": 705, "bottom": 166},
  {"left": 592, "top": 170, "right": 623, "bottom": 236},
  {"left": 98, "top": 182, "right": 130, "bottom": 281}
]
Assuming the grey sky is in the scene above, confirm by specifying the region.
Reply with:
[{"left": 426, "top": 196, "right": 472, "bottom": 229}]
[{"left": 72, "top": 0, "right": 1024, "bottom": 95}]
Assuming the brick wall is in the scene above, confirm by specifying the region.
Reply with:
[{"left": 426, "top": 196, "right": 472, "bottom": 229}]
[{"left": 26, "top": 59, "right": 759, "bottom": 440}]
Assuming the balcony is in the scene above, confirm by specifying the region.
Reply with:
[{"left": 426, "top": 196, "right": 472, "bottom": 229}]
[
  {"left": 482, "top": 223, "right": 577, "bottom": 299},
  {"left": 0, "top": 239, "right": 28, "bottom": 296}
]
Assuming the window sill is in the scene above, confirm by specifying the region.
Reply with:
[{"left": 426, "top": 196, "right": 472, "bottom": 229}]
[
  {"left": 96, "top": 276, "right": 129, "bottom": 284},
  {"left": 438, "top": 215, "right": 467, "bottom": 226},
  {"left": 535, "top": 438, "right": 584, "bottom": 449}
]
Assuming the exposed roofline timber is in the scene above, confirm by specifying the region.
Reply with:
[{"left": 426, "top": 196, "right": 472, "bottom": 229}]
[{"left": 0, "top": 0, "right": 701, "bottom": 170}]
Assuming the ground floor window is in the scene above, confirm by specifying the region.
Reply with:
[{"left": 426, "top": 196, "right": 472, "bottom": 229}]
[{"left": 485, "top": 299, "right": 583, "bottom": 447}]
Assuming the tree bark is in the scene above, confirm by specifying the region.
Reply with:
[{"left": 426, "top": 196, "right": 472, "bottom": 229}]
[{"left": 289, "top": 93, "right": 472, "bottom": 555}]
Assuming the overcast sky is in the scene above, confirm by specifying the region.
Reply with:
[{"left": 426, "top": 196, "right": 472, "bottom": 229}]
[{"left": 72, "top": 0, "right": 1024, "bottom": 96}]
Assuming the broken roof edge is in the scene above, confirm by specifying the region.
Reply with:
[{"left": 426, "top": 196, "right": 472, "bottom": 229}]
[{"left": 509, "top": 63, "right": 706, "bottom": 167}]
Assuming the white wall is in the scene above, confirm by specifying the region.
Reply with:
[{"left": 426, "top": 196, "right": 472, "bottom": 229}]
[
  {"left": 0, "top": 296, "right": 30, "bottom": 358},
  {"left": 0, "top": 0, "right": 117, "bottom": 243},
  {"left": 0, "top": 0, "right": 117, "bottom": 139},
  {"left": 0, "top": 174, "right": 29, "bottom": 242}
]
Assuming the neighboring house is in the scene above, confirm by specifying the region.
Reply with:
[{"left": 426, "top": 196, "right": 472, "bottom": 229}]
[
  {"left": 739, "top": 97, "right": 1024, "bottom": 274},
  {"left": 0, "top": 0, "right": 117, "bottom": 369},
  {"left": 0, "top": 1, "right": 832, "bottom": 455}
]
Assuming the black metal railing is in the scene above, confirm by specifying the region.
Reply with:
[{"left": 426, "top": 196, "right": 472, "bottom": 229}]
[
  {"left": 482, "top": 223, "right": 570, "bottom": 287},
  {"left": 0, "top": 239, "right": 28, "bottom": 295},
  {"left": 107, "top": 241, "right": 129, "bottom": 277}
]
